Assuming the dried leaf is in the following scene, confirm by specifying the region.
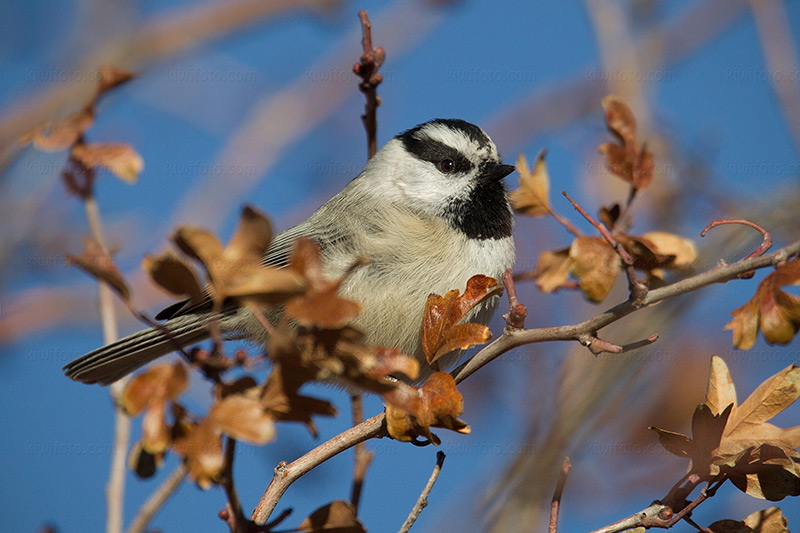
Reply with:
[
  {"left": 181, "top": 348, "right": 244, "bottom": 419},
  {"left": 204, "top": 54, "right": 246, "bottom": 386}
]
[
  {"left": 207, "top": 395, "right": 275, "bottom": 445},
  {"left": 121, "top": 362, "right": 188, "bottom": 415},
  {"left": 66, "top": 237, "right": 131, "bottom": 302},
  {"left": 260, "top": 365, "right": 337, "bottom": 437},
  {"left": 705, "top": 356, "right": 738, "bottom": 416},
  {"left": 71, "top": 143, "right": 143, "bottom": 183},
  {"left": 143, "top": 252, "right": 204, "bottom": 305},
  {"left": 128, "top": 441, "right": 164, "bottom": 480},
  {"left": 284, "top": 238, "right": 361, "bottom": 328},
  {"left": 509, "top": 150, "right": 550, "bottom": 217},
  {"left": 96, "top": 67, "right": 134, "bottom": 96},
  {"left": 297, "top": 500, "right": 366, "bottom": 533},
  {"left": 640, "top": 231, "right": 697, "bottom": 268},
  {"left": 726, "top": 260, "right": 800, "bottom": 349},
  {"left": 20, "top": 110, "right": 94, "bottom": 151},
  {"left": 421, "top": 275, "right": 503, "bottom": 364},
  {"left": 599, "top": 95, "right": 654, "bottom": 190},
  {"left": 386, "top": 372, "right": 469, "bottom": 445},
  {"left": 173, "top": 422, "right": 223, "bottom": 489},
  {"left": 532, "top": 248, "right": 574, "bottom": 293},
  {"left": 743, "top": 507, "right": 789, "bottom": 533},
  {"left": 569, "top": 236, "right": 620, "bottom": 303}
]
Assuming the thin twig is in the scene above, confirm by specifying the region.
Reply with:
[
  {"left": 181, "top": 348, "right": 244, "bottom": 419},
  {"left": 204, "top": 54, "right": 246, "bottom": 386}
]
[
  {"left": 701, "top": 218, "right": 773, "bottom": 278},
  {"left": 126, "top": 463, "right": 188, "bottom": 533},
  {"left": 548, "top": 457, "right": 572, "bottom": 533},
  {"left": 84, "top": 194, "right": 129, "bottom": 533},
  {"left": 398, "top": 451, "right": 446, "bottom": 533},
  {"left": 250, "top": 238, "right": 800, "bottom": 525},
  {"left": 562, "top": 191, "right": 648, "bottom": 304},
  {"left": 221, "top": 437, "right": 247, "bottom": 533},
  {"left": 349, "top": 394, "right": 374, "bottom": 512},
  {"left": 353, "top": 10, "right": 384, "bottom": 159}
]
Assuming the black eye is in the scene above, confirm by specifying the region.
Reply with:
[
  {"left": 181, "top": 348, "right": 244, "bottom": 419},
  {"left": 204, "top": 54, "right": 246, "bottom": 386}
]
[{"left": 439, "top": 159, "right": 455, "bottom": 173}]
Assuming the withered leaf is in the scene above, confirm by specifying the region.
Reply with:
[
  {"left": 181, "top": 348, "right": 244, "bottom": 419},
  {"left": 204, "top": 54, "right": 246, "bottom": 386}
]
[
  {"left": 143, "top": 252, "right": 204, "bottom": 305},
  {"left": 509, "top": 150, "right": 550, "bottom": 217},
  {"left": 284, "top": 238, "right": 362, "bottom": 328},
  {"left": 96, "top": 67, "right": 135, "bottom": 96},
  {"left": 128, "top": 441, "right": 164, "bottom": 480},
  {"left": 726, "top": 259, "right": 800, "bottom": 350},
  {"left": 532, "top": 247, "right": 573, "bottom": 293},
  {"left": 20, "top": 110, "right": 94, "bottom": 151},
  {"left": 173, "top": 422, "right": 223, "bottom": 490},
  {"left": 421, "top": 275, "right": 503, "bottom": 364},
  {"left": 598, "top": 95, "right": 653, "bottom": 190},
  {"left": 743, "top": 507, "right": 790, "bottom": 533},
  {"left": 297, "top": 500, "right": 366, "bottom": 533},
  {"left": 260, "top": 365, "right": 337, "bottom": 437},
  {"left": 385, "top": 372, "right": 470, "bottom": 445},
  {"left": 640, "top": 231, "right": 697, "bottom": 268},
  {"left": 569, "top": 236, "right": 620, "bottom": 303},
  {"left": 172, "top": 206, "right": 306, "bottom": 309},
  {"left": 71, "top": 143, "right": 143, "bottom": 183},
  {"left": 66, "top": 237, "right": 131, "bottom": 302},
  {"left": 705, "top": 355, "right": 738, "bottom": 417},
  {"left": 725, "top": 445, "right": 800, "bottom": 501}
]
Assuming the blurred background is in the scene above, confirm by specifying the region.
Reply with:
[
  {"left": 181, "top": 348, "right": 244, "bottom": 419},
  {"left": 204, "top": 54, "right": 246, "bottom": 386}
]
[{"left": 2, "top": 0, "right": 800, "bottom": 531}]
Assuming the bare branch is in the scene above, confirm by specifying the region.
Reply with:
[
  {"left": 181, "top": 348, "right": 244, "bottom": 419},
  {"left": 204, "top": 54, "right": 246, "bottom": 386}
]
[
  {"left": 398, "top": 451, "right": 446, "bottom": 533},
  {"left": 548, "top": 457, "right": 572, "bottom": 533},
  {"left": 353, "top": 10, "right": 384, "bottom": 159},
  {"left": 126, "top": 463, "right": 187, "bottom": 533},
  {"left": 701, "top": 218, "right": 773, "bottom": 278},
  {"left": 349, "top": 394, "right": 374, "bottom": 512}
]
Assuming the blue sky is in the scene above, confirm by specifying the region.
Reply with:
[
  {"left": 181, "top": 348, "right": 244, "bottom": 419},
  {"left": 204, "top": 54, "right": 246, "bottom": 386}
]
[{"left": 2, "top": 0, "right": 800, "bottom": 531}]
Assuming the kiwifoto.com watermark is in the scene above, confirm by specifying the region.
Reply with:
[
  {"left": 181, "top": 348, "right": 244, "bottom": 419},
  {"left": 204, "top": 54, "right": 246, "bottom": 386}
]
[
  {"left": 445, "top": 68, "right": 537, "bottom": 83},
  {"left": 165, "top": 162, "right": 256, "bottom": 177},
  {"left": 166, "top": 67, "right": 257, "bottom": 83},
  {"left": 585, "top": 67, "right": 677, "bottom": 83},
  {"left": 26, "top": 68, "right": 111, "bottom": 83},
  {"left": 724, "top": 160, "right": 800, "bottom": 176},
  {"left": 304, "top": 67, "right": 396, "bottom": 83},
  {"left": 726, "top": 68, "right": 800, "bottom": 82}
]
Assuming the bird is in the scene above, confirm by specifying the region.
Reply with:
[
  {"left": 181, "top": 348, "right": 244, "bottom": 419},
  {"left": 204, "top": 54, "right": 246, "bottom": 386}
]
[{"left": 64, "top": 118, "right": 516, "bottom": 385}]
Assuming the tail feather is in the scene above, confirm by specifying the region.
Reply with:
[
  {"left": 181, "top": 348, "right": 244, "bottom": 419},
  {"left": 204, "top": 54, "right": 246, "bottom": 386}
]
[{"left": 64, "top": 315, "right": 212, "bottom": 385}]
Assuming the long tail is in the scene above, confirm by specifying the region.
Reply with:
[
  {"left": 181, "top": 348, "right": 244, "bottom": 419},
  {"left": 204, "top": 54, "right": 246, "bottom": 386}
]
[{"left": 63, "top": 314, "right": 213, "bottom": 385}]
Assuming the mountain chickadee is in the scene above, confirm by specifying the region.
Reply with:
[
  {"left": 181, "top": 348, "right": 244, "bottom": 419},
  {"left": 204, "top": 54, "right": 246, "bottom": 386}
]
[{"left": 64, "top": 119, "right": 516, "bottom": 385}]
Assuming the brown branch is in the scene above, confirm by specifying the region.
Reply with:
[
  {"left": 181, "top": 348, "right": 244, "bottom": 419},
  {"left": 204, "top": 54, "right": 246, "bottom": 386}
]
[
  {"left": 563, "top": 191, "right": 648, "bottom": 304},
  {"left": 251, "top": 414, "right": 386, "bottom": 525},
  {"left": 353, "top": 10, "right": 384, "bottom": 159},
  {"left": 701, "top": 218, "right": 773, "bottom": 278},
  {"left": 250, "top": 238, "right": 800, "bottom": 525},
  {"left": 548, "top": 457, "right": 572, "bottom": 533},
  {"left": 349, "top": 394, "right": 373, "bottom": 512},
  {"left": 398, "top": 451, "right": 446, "bottom": 533},
  {"left": 220, "top": 437, "right": 247, "bottom": 533},
  {"left": 502, "top": 269, "right": 527, "bottom": 329},
  {"left": 126, "top": 463, "right": 188, "bottom": 533}
]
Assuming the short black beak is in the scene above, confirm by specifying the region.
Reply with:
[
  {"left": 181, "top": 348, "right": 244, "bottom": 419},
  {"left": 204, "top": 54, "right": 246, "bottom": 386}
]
[{"left": 481, "top": 163, "right": 516, "bottom": 182}]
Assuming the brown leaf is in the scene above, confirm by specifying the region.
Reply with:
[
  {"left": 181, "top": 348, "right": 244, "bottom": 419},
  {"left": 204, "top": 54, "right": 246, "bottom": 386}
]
[
  {"left": 599, "top": 95, "right": 654, "bottom": 190},
  {"left": 705, "top": 356, "right": 738, "bottom": 416},
  {"left": 386, "top": 372, "right": 469, "bottom": 445},
  {"left": 143, "top": 252, "right": 204, "bottom": 305},
  {"left": 725, "top": 445, "right": 800, "bottom": 501},
  {"left": 225, "top": 205, "right": 273, "bottom": 265},
  {"left": 128, "top": 441, "right": 164, "bottom": 480},
  {"left": 20, "top": 110, "right": 94, "bottom": 151},
  {"left": 709, "top": 519, "right": 754, "bottom": 533},
  {"left": 173, "top": 422, "right": 223, "bottom": 489},
  {"left": 284, "top": 238, "right": 361, "bottom": 328},
  {"left": 66, "top": 237, "right": 131, "bottom": 302},
  {"left": 726, "top": 259, "right": 800, "bottom": 349},
  {"left": 532, "top": 248, "right": 574, "bottom": 293},
  {"left": 421, "top": 275, "right": 503, "bottom": 364},
  {"left": 71, "top": 143, "right": 143, "bottom": 183},
  {"left": 509, "top": 150, "right": 550, "bottom": 217},
  {"left": 569, "top": 236, "right": 620, "bottom": 302},
  {"left": 640, "top": 231, "right": 697, "bottom": 268},
  {"left": 297, "top": 500, "right": 366, "bottom": 533},
  {"left": 121, "top": 362, "right": 188, "bottom": 415},
  {"left": 207, "top": 394, "right": 275, "bottom": 445},
  {"left": 260, "top": 365, "right": 337, "bottom": 437},
  {"left": 743, "top": 507, "right": 790, "bottom": 533}
]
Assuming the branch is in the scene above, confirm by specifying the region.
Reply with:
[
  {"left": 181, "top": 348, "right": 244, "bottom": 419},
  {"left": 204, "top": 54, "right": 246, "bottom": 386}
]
[
  {"left": 349, "top": 394, "right": 374, "bottom": 513},
  {"left": 353, "top": 10, "right": 384, "bottom": 159},
  {"left": 398, "top": 451, "right": 446, "bottom": 533},
  {"left": 701, "top": 218, "right": 772, "bottom": 278},
  {"left": 220, "top": 437, "right": 247, "bottom": 533},
  {"left": 548, "top": 457, "right": 572, "bottom": 533},
  {"left": 126, "top": 463, "right": 187, "bottom": 533},
  {"left": 502, "top": 269, "right": 527, "bottom": 329},
  {"left": 251, "top": 414, "right": 386, "bottom": 524},
  {"left": 250, "top": 237, "right": 800, "bottom": 525}
]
